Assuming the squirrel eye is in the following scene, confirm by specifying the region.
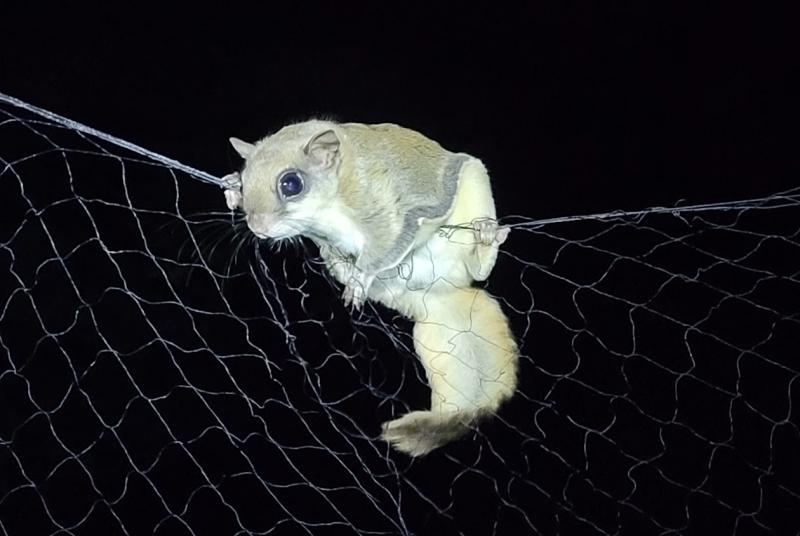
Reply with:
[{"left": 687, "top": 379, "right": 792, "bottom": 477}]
[{"left": 278, "top": 171, "right": 304, "bottom": 198}]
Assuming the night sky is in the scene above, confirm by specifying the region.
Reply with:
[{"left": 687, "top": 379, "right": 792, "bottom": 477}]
[
  {"left": 1, "top": 3, "right": 799, "bottom": 536},
  {"left": 2, "top": 4, "right": 796, "bottom": 215}
]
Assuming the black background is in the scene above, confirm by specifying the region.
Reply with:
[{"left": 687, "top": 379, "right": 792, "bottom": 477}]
[
  {"left": 2, "top": 3, "right": 797, "bottom": 217},
  {"left": 1, "top": 3, "right": 799, "bottom": 536}
]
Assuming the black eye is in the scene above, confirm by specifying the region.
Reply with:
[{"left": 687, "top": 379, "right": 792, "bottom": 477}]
[{"left": 278, "top": 171, "right": 304, "bottom": 198}]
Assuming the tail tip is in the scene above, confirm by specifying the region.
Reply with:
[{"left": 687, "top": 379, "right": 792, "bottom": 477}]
[{"left": 381, "top": 410, "right": 479, "bottom": 457}]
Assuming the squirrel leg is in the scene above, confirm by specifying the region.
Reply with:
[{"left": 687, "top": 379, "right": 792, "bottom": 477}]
[
  {"left": 444, "top": 159, "right": 508, "bottom": 282},
  {"left": 342, "top": 268, "right": 375, "bottom": 309},
  {"left": 467, "top": 218, "right": 510, "bottom": 282},
  {"left": 317, "top": 245, "right": 372, "bottom": 309},
  {"left": 221, "top": 172, "right": 243, "bottom": 210}
]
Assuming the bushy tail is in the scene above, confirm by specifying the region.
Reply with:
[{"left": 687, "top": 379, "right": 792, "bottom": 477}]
[{"left": 381, "top": 286, "right": 518, "bottom": 456}]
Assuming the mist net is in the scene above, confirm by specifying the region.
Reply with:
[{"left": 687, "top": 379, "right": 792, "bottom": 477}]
[{"left": 1, "top": 93, "right": 799, "bottom": 535}]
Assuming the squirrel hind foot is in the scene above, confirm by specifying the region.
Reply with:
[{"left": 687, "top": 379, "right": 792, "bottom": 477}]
[
  {"left": 471, "top": 219, "right": 510, "bottom": 246},
  {"left": 381, "top": 410, "right": 483, "bottom": 457}
]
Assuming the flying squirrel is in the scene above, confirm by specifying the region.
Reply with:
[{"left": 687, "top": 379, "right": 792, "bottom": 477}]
[{"left": 222, "top": 120, "right": 518, "bottom": 456}]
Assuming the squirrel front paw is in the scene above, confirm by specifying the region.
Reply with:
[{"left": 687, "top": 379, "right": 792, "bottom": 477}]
[
  {"left": 342, "top": 278, "right": 367, "bottom": 309},
  {"left": 472, "top": 218, "right": 509, "bottom": 246},
  {"left": 222, "top": 172, "right": 243, "bottom": 210},
  {"left": 341, "top": 271, "right": 374, "bottom": 310}
]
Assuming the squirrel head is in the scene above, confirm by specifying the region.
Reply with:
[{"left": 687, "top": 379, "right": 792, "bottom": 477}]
[{"left": 229, "top": 120, "right": 342, "bottom": 240}]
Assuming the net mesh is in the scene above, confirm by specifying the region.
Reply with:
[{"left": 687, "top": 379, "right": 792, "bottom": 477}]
[{"left": 1, "top": 94, "right": 799, "bottom": 535}]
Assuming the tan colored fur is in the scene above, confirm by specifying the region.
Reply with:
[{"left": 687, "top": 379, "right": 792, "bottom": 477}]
[{"left": 228, "top": 121, "right": 518, "bottom": 456}]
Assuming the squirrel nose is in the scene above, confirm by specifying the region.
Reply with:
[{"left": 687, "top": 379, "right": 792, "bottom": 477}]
[{"left": 245, "top": 212, "right": 273, "bottom": 238}]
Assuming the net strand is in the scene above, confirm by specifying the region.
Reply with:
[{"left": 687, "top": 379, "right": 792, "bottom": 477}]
[
  {"left": 1, "top": 94, "right": 798, "bottom": 535},
  {"left": 3, "top": 91, "right": 797, "bottom": 227},
  {"left": 0, "top": 92, "right": 223, "bottom": 187}
]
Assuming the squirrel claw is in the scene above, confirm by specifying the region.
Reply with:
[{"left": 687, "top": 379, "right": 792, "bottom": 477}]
[
  {"left": 472, "top": 219, "right": 509, "bottom": 246},
  {"left": 342, "top": 269, "right": 374, "bottom": 310},
  {"left": 342, "top": 279, "right": 367, "bottom": 310},
  {"left": 224, "top": 189, "right": 243, "bottom": 211},
  {"left": 222, "top": 172, "right": 243, "bottom": 210}
]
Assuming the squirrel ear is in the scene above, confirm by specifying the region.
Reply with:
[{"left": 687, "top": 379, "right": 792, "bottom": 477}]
[
  {"left": 304, "top": 129, "right": 340, "bottom": 169},
  {"left": 229, "top": 137, "right": 255, "bottom": 159}
]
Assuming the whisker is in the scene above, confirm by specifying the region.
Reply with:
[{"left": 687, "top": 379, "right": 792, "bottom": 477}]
[{"left": 176, "top": 217, "right": 245, "bottom": 286}]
